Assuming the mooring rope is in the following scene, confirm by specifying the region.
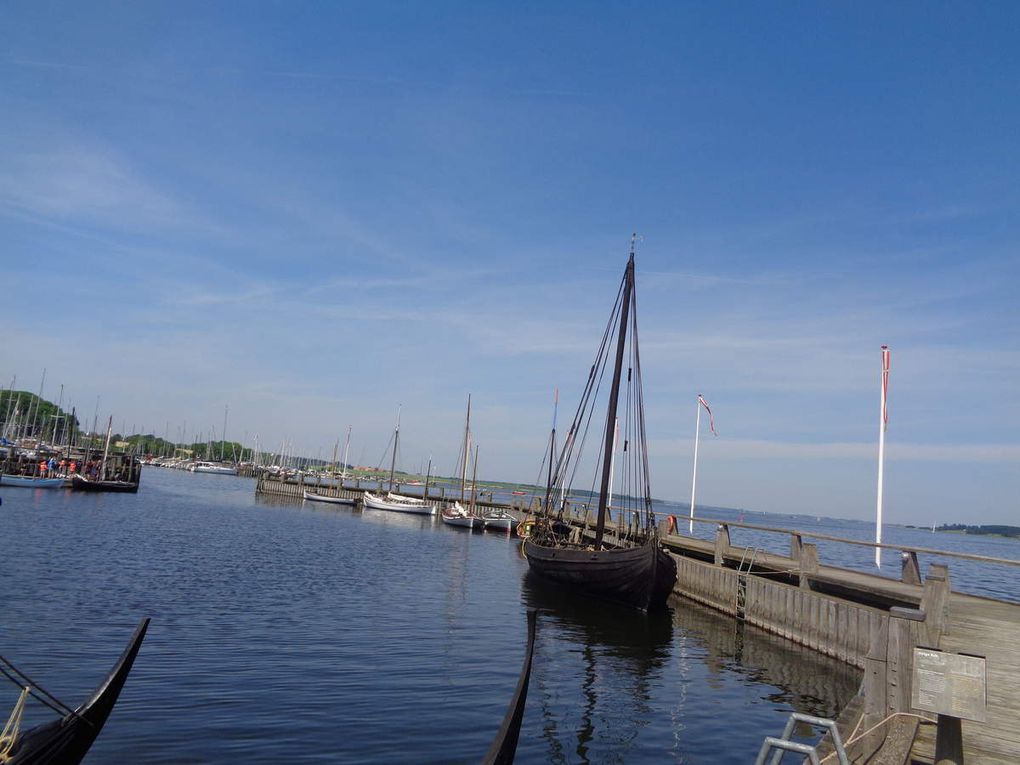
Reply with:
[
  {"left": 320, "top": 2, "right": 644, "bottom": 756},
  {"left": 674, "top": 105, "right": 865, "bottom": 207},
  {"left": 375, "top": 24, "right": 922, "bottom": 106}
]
[
  {"left": 817, "top": 711, "right": 936, "bottom": 763},
  {"left": 0, "top": 687, "right": 29, "bottom": 762},
  {"left": 0, "top": 658, "right": 85, "bottom": 722}
]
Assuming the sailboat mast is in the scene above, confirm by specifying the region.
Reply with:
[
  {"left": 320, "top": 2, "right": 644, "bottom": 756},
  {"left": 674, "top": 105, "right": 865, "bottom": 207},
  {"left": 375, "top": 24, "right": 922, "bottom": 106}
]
[
  {"left": 470, "top": 444, "right": 479, "bottom": 514},
  {"left": 460, "top": 394, "right": 471, "bottom": 502},
  {"left": 595, "top": 251, "right": 634, "bottom": 548},
  {"left": 341, "top": 425, "right": 351, "bottom": 481},
  {"left": 221, "top": 405, "right": 228, "bottom": 462},
  {"left": 542, "top": 388, "right": 559, "bottom": 513},
  {"left": 388, "top": 406, "right": 401, "bottom": 491},
  {"left": 100, "top": 415, "right": 113, "bottom": 481}
]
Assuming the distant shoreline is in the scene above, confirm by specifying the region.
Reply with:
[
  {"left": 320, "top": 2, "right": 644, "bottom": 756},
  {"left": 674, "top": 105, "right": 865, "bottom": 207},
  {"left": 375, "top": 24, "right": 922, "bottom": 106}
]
[{"left": 905, "top": 523, "right": 1020, "bottom": 540}]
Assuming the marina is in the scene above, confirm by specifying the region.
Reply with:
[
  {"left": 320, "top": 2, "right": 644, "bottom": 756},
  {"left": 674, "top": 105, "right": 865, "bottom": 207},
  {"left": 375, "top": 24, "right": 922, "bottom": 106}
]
[{"left": 4, "top": 3, "right": 1018, "bottom": 763}]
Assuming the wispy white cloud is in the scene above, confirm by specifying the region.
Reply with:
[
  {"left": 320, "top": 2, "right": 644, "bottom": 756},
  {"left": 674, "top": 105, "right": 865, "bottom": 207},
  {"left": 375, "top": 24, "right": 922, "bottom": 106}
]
[
  {"left": 0, "top": 143, "right": 240, "bottom": 247},
  {"left": 649, "top": 436, "right": 1020, "bottom": 463},
  {"left": 0, "top": 148, "right": 179, "bottom": 224}
]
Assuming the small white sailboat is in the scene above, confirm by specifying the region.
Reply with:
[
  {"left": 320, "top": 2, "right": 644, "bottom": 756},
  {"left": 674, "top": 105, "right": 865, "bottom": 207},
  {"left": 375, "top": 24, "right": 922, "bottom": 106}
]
[
  {"left": 441, "top": 500, "right": 481, "bottom": 529},
  {"left": 441, "top": 396, "right": 482, "bottom": 530},
  {"left": 363, "top": 490, "right": 435, "bottom": 514},
  {"left": 362, "top": 409, "right": 436, "bottom": 515}
]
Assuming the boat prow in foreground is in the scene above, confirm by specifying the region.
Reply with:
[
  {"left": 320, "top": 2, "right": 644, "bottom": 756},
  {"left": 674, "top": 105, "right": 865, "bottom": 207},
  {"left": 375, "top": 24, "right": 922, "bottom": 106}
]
[
  {"left": 1, "top": 618, "right": 150, "bottom": 765},
  {"left": 480, "top": 609, "right": 538, "bottom": 765}
]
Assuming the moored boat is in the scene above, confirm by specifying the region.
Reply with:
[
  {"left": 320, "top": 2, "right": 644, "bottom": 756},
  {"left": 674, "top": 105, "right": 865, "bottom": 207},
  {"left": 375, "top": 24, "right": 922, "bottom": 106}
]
[
  {"left": 0, "top": 475, "right": 65, "bottom": 489},
  {"left": 362, "top": 491, "right": 436, "bottom": 515},
  {"left": 302, "top": 489, "right": 355, "bottom": 506},
  {"left": 189, "top": 461, "right": 238, "bottom": 476},
  {"left": 440, "top": 501, "right": 481, "bottom": 529},
  {"left": 0, "top": 618, "right": 150, "bottom": 765},
  {"left": 522, "top": 242, "right": 677, "bottom": 612},
  {"left": 481, "top": 507, "right": 520, "bottom": 533},
  {"left": 69, "top": 474, "right": 139, "bottom": 494},
  {"left": 441, "top": 395, "right": 483, "bottom": 530}
]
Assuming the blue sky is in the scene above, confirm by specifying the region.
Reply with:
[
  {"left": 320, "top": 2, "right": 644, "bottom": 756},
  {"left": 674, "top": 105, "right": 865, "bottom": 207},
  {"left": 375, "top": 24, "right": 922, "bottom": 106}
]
[{"left": 2, "top": 2, "right": 1018, "bottom": 524}]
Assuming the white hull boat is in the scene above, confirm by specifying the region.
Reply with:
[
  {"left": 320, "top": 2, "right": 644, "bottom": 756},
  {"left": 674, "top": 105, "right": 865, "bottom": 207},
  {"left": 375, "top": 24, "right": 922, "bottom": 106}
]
[
  {"left": 363, "top": 491, "right": 436, "bottom": 515},
  {"left": 441, "top": 501, "right": 481, "bottom": 529},
  {"left": 481, "top": 508, "right": 519, "bottom": 533},
  {"left": 303, "top": 490, "right": 356, "bottom": 506},
  {"left": 0, "top": 475, "right": 65, "bottom": 489},
  {"left": 190, "top": 461, "right": 238, "bottom": 476}
]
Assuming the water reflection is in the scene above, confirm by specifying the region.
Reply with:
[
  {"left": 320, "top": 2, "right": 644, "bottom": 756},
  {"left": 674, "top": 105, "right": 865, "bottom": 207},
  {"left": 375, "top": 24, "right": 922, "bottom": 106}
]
[
  {"left": 522, "top": 573, "right": 673, "bottom": 764},
  {"left": 672, "top": 598, "right": 861, "bottom": 720},
  {"left": 519, "top": 576, "right": 860, "bottom": 763}
]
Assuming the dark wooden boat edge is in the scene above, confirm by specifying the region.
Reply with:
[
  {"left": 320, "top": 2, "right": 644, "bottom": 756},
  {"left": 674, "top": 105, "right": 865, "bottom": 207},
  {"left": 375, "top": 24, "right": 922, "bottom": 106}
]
[
  {"left": 6, "top": 617, "right": 150, "bottom": 765},
  {"left": 479, "top": 609, "right": 538, "bottom": 765},
  {"left": 68, "top": 474, "right": 139, "bottom": 494}
]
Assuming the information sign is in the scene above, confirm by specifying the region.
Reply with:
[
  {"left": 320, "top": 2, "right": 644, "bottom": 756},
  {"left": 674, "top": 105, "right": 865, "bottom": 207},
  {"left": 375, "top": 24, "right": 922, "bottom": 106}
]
[{"left": 911, "top": 648, "right": 986, "bottom": 722}]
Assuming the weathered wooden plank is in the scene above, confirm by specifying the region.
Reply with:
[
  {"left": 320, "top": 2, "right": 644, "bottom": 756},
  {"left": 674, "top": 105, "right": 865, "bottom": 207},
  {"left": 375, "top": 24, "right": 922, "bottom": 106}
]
[{"left": 869, "top": 716, "right": 920, "bottom": 764}]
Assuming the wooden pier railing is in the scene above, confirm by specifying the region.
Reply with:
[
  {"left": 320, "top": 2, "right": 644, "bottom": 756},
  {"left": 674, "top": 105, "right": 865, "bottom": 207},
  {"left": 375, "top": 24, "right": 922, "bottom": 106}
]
[{"left": 530, "top": 502, "right": 1020, "bottom": 764}]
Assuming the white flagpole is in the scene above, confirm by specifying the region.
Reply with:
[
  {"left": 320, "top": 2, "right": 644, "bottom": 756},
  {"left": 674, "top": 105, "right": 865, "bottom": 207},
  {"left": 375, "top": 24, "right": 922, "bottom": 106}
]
[
  {"left": 689, "top": 396, "right": 701, "bottom": 535},
  {"left": 875, "top": 345, "right": 889, "bottom": 568}
]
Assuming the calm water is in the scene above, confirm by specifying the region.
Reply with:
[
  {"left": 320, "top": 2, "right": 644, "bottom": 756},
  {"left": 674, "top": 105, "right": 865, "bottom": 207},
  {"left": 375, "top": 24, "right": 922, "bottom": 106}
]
[{"left": 4, "top": 467, "right": 1008, "bottom": 763}]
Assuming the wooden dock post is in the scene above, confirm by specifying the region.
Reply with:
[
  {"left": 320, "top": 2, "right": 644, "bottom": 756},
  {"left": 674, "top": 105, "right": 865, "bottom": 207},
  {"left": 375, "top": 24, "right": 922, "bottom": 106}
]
[
  {"left": 714, "top": 523, "right": 731, "bottom": 565},
  {"left": 797, "top": 543, "right": 819, "bottom": 590}
]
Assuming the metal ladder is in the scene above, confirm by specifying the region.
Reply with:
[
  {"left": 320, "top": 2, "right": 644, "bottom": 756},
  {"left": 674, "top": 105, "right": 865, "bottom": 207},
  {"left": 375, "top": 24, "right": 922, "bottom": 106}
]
[
  {"left": 754, "top": 712, "right": 849, "bottom": 765},
  {"left": 735, "top": 546, "right": 761, "bottom": 619}
]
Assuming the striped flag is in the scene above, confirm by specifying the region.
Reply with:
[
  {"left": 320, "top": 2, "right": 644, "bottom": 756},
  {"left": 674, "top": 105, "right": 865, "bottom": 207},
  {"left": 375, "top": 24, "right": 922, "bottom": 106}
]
[
  {"left": 697, "top": 394, "right": 717, "bottom": 436},
  {"left": 881, "top": 346, "right": 890, "bottom": 430}
]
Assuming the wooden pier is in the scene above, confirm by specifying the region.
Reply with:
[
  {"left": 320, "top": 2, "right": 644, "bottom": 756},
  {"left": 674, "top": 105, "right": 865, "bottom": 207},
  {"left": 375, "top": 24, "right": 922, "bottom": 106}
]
[{"left": 254, "top": 472, "right": 506, "bottom": 510}]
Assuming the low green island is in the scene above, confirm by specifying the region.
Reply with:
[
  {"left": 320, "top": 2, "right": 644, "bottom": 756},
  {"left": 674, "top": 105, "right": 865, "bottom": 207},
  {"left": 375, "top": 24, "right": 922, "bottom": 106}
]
[{"left": 910, "top": 523, "right": 1020, "bottom": 539}]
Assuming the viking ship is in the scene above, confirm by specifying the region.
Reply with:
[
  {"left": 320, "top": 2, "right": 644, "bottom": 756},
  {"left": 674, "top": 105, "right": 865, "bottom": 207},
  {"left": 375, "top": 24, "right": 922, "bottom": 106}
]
[
  {"left": 0, "top": 619, "right": 149, "bottom": 765},
  {"left": 479, "top": 609, "right": 538, "bottom": 765},
  {"left": 522, "top": 242, "right": 677, "bottom": 612}
]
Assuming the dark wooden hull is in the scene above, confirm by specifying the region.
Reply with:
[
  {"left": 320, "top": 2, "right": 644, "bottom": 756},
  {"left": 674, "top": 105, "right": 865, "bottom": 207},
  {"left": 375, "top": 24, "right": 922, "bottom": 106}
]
[
  {"left": 523, "top": 535, "right": 677, "bottom": 612},
  {"left": 480, "top": 609, "right": 537, "bottom": 765},
  {"left": 68, "top": 475, "right": 138, "bottom": 493},
  {"left": 4, "top": 618, "right": 150, "bottom": 765}
]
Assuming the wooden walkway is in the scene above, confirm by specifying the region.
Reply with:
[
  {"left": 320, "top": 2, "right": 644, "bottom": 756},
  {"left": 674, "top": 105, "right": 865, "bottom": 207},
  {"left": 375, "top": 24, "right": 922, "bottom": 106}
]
[
  {"left": 525, "top": 500, "right": 1020, "bottom": 764},
  {"left": 910, "top": 594, "right": 1020, "bottom": 764}
]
